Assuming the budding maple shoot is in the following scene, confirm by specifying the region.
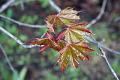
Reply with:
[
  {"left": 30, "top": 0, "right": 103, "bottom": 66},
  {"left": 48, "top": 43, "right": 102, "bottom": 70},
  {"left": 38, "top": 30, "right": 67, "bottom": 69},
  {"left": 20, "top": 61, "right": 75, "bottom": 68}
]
[{"left": 27, "top": 7, "right": 94, "bottom": 71}]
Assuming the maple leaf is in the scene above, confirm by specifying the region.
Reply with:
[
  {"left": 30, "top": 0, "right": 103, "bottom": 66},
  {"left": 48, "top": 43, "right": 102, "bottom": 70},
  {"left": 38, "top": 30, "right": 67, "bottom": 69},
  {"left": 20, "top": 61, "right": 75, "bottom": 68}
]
[
  {"left": 28, "top": 32, "right": 65, "bottom": 51},
  {"left": 58, "top": 7, "right": 80, "bottom": 22},
  {"left": 28, "top": 38, "right": 57, "bottom": 49},
  {"left": 57, "top": 22, "right": 92, "bottom": 43},
  {"left": 27, "top": 32, "right": 58, "bottom": 50},
  {"left": 46, "top": 7, "right": 80, "bottom": 28},
  {"left": 57, "top": 42, "right": 94, "bottom": 71}
]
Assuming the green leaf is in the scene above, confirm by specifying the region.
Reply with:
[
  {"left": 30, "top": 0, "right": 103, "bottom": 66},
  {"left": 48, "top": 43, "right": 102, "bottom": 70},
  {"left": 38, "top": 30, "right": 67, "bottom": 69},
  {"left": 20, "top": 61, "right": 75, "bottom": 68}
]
[
  {"left": 6, "top": 8, "right": 13, "bottom": 18},
  {"left": 38, "top": 0, "right": 49, "bottom": 8},
  {"left": 19, "top": 67, "right": 27, "bottom": 80}
]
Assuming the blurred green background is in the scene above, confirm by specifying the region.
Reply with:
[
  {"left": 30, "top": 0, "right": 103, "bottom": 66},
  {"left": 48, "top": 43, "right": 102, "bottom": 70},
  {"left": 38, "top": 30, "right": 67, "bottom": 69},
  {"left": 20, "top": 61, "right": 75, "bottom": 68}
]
[{"left": 0, "top": 0, "right": 120, "bottom": 80}]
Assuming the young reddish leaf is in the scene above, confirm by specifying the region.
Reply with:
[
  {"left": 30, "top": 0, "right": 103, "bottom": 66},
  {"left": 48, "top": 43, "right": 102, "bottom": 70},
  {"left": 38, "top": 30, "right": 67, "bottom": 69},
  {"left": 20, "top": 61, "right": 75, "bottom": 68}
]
[
  {"left": 46, "top": 7, "right": 80, "bottom": 28},
  {"left": 58, "top": 7, "right": 80, "bottom": 20},
  {"left": 64, "top": 29, "right": 87, "bottom": 43},
  {"left": 28, "top": 32, "right": 66, "bottom": 51},
  {"left": 57, "top": 42, "right": 94, "bottom": 71},
  {"left": 64, "top": 23, "right": 92, "bottom": 43},
  {"left": 69, "top": 22, "right": 91, "bottom": 33},
  {"left": 70, "top": 22, "right": 89, "bottom": 27},
  {"left": 78, "top": 53, "right": 89, "bottom": 61},
  {"left": 28, "top": 38, "right": 58, "bottom": 50},
  {"left": 71, "top": 43, "right": 94, "bottom": 52},
  {"left": 46, "top": 14, "right": 63, "bottom": 27}
]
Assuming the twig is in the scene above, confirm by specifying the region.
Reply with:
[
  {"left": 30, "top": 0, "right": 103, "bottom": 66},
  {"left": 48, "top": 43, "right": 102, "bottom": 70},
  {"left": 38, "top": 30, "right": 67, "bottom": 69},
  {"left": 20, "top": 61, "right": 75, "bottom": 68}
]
[
  {"left": 0, "top": 0, "right": 15, "bottom": 13},
  {"left": 0, "top": 15, "right": 46, "bottom": 28},
  {"left": 0, "top": 0, "right": 60, "bottom": 28},
  {"left": 86, "top": 0, "right": 107, "bottom": 28},
  {"left": 11, "top": 0, "right": 35, "bottom": 6},
  {"left": 12, "top": 0, "right": 61, "bottom": 12},
  {"left": 0, "top": 26, "right": 40, "bottom": 48},
  {"left": 0, "top": 44, "right": 19, "bottom": 80},
  {"left": 99, "top": 45, "right": 119, "bottom": 80},
  {"left": 114, "top": 17, "right": 120, "bottom": 22},
  {"left": 84, "top": 36, "right": 120, "bottom": 55},
  {"left": 20, "top": 0, "right": 25, "bottom": 10},
  {"left": 48, "top": 0, "right": 61, "bottom": 12},
  {"left": 0, "top": 44, "right": 15, "bottom": 73}
]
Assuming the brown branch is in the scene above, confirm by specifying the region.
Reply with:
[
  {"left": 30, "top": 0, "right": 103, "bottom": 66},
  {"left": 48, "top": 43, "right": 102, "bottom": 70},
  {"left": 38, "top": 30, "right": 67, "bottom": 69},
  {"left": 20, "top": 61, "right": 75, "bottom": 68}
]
[
  {"left": 48, "top": 0, "right": 61, "bottom": 12},
  {"left": 0, "top": 26, "right": 40, "bottom": 48},
  {"left": 0, "top": 15, "right": 46, "bottom": 28},
  {"left": 0, "top": 44, "right": 19, "bottom": 80},
  {"left": 84, "top": 36, "right": 120, "bottom": 55},
  {"left": 99, "top": 45, "right": 119, "bottom": 80},
  {"left": 0, "top": 0, "right": 15, "bottom": 13},
  {"left": 86, "top": 0, "right": 107, "bottom": 28}
]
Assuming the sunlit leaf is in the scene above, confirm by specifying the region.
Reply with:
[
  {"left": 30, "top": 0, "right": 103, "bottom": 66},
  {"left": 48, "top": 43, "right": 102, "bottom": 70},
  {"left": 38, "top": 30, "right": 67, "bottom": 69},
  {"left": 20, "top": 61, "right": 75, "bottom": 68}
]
[
  {"left": 28, "top": 32, "right": 65, "bottom": 51},
  {"left": 63, "top": 22, "right": 92, "bottom": 43},
  {"left": 57, "top": 42, "right": 94, "bottom": 71},
  {"left": 46, "top": 7, "right": 80, "bottom": 28}
]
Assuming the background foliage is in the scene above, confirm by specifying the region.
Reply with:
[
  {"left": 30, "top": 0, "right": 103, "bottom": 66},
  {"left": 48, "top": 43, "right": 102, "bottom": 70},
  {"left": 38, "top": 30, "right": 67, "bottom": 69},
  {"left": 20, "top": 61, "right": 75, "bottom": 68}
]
[{"left": 0, "top": 0, "right": 120, "bottom": 80}]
